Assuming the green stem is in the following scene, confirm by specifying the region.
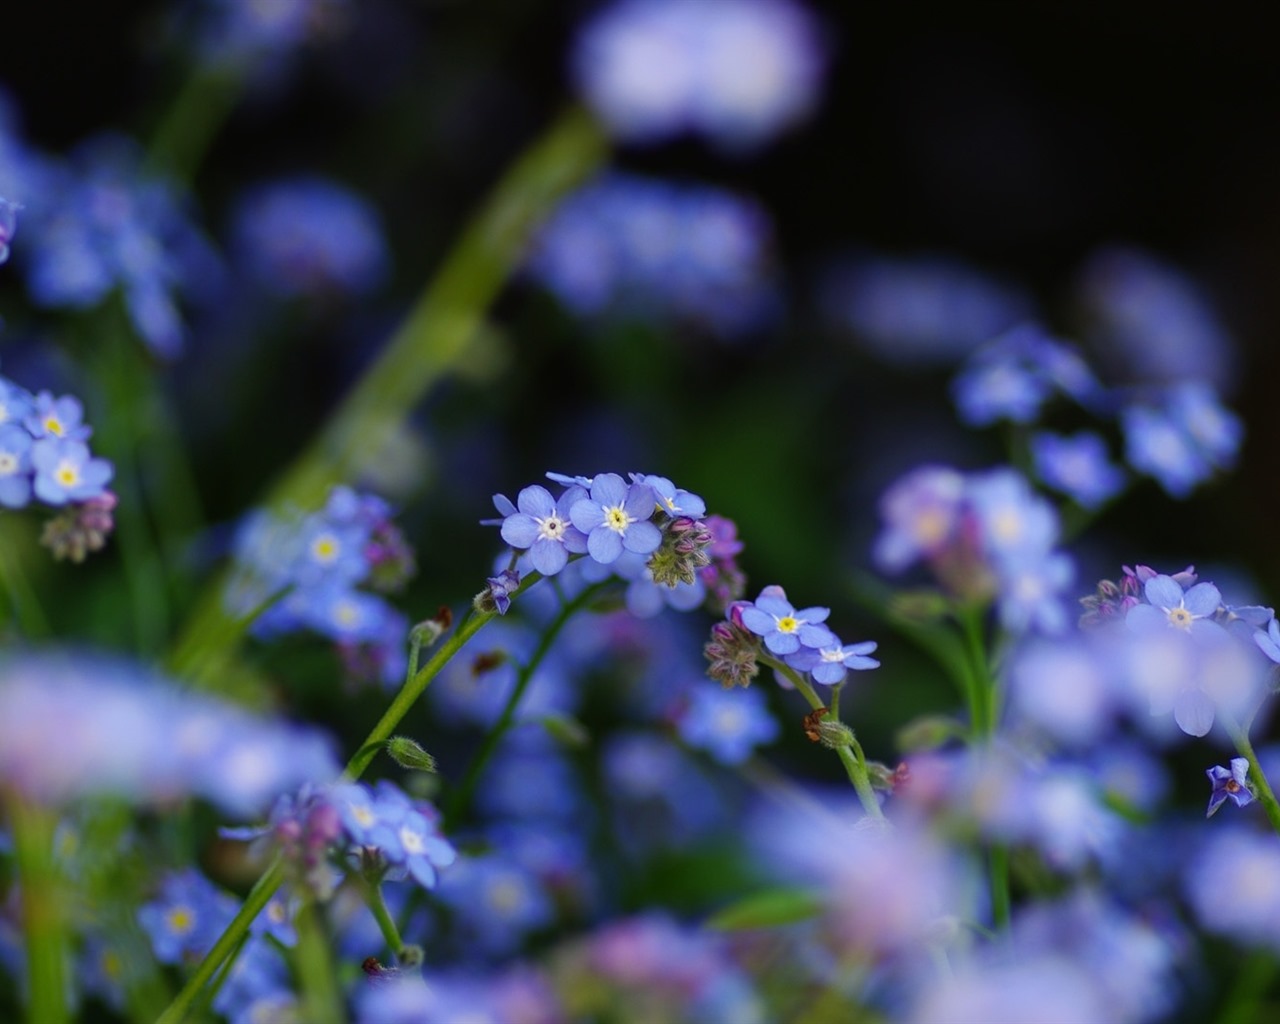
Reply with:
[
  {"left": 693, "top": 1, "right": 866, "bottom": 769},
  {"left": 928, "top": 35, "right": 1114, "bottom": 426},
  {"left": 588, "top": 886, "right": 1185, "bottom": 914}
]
[
  {"left": 361, "top": 881, "right": 405, "bottom": 957},
  {"left": 293, "top": 899, "right": 344, "bottom": 1024},
  {"left": 146, "top": 65, "right": 244, "bottom": 181},
  {"left": 443, "top": 580, "right": 603, "bottom": 829},
  {"left": 0, "top": 537, "right": 51, "bottom": 638},
  {"left": 760, "top": 654, "right": 885, "bottom": 822},
  {"left": 157, "top": 578, "right": 546, "bottom": 1023},
  {"left": 955, "top": 605, "right": 994, "bottom": 737},
  {"left": 1224, "top": 716, "right": 1280, "bottom": 837},
  {"left": 988, "top": 845, "right": 1011, "bottom": 930},
  {"left": 8, "top": 796, "right": 69, "bottom": 1024},
  {"left": 1214, "top": 949, "right": 1277, "bottom": 1024},
  {"left": 165, "top": 104, "right": 609, "bottom": 694}
]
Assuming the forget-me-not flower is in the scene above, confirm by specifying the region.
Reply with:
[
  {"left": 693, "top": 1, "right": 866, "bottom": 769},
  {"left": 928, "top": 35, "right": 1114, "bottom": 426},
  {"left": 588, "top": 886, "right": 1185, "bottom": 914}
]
[
  {"left": 570, "top": 472, "right": 661, "bottom": 565},
  {"left": 739, "top": 585, "right": 835, "bottom": 656},
  {"left": 1206, "top": 758, "right": 1254, "bottom": 817}
]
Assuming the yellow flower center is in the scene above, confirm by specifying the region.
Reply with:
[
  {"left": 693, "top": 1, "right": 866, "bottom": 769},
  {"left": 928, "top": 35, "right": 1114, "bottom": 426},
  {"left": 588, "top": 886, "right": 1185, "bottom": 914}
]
[
  {"left": 56, "top": 462, "right": 80, "bottom": 487},
  {"left": 776, "top": 615, "right": 799, "bottom": 634}
]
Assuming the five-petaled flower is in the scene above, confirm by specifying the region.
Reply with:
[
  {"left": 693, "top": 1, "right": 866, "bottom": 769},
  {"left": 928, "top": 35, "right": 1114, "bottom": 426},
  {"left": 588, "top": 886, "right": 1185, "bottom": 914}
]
[
  {"left": 739, "top": 585, "right": 835, "bottom": 656},
  {"left": 1126, "top": 574, "right": 1223, "bottom": 638}
]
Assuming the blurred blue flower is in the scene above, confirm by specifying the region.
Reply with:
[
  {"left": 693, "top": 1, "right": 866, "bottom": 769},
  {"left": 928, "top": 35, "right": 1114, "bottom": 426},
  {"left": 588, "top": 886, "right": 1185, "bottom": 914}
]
[
  {"left": 526, "top": 172, "right": 778, "bottom": 337},
  {"left": 1076, "top": 245, "right": 1237, "bottom": 390},
  {"left": 30, "top": 438, "right": 114, "bottom": 505},
  {"left": 677, "top": 684, "right": 778, "bottom": 764},
  {"left": 231, "top": 175, "right": 388, "bottom": 300},
  {"left": 1186, "top": 826, "right": 1280, "bottom": 952},
  {"left": 436, "top": 851, "right": 555, "bottom": 955},
  {"left": 0, "top": 195, "right": 16, "bottom": 263},
  {"left": 821, "top": 253, "right": 1032, "bottom": 365},
  {"left": 572, "top": 0, "right": 826, "bottom": 151},
  {"left": 138, "top": 869, "right": 239, "bottom": 966},
  {"left": 0, "top": 424, "right": 33, "bottom": 508},
  {"left": 785, "top": 638, "right": 880, "bottom": 685},
  {"left": 1030, "top": 430, "right": 1127, "bottom": 509}
]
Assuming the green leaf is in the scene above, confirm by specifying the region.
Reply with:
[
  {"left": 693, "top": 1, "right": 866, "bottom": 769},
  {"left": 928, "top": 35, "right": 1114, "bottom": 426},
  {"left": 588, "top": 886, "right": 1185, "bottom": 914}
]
[{"left": 705, "top": 887, "right": 823, "bottom": 931}]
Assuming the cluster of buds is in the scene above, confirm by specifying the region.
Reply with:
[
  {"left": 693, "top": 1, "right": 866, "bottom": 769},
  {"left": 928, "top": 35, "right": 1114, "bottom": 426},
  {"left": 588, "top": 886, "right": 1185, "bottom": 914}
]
[
  {"left": 40, "top": 491, "right": 118, "bottom": 562},
  {"left": 270, "top": 787, "right": 344, "bottom": 900},
  {"left": 647, "top": 514, "right": 713, "bottom": 587},
  {"left": 365, "top": 518, "right": 417, "bottom": 593},
  {"left": 703, "top": 617, "right": 759, "bottom": 689}
]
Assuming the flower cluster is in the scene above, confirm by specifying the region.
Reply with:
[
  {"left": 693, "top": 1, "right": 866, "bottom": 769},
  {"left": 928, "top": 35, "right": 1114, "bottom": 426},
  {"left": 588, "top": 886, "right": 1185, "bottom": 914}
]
[
  {"left": 572, "top": 0, "right": 826, "bottom": 151},
  {"left": 705, "top": 584, "right": 879, "bottom": 692},
  {"left": 0, "top": 368, "right": 116, "bottom": 560},
  {"left": 874, "top": 464, "right": 1074, "bottom": 633},
  {"left": 524, "top": 172, "right": 778, "bottom": 337},
  {"left": 0, "top": 653, "right": 338, "bottom": 816},
  {"left": 227, "top": 485, "right": 415, "bottom": 687},
  {"left": 488, "top": 471, "right": 728, "bottom": 615},
  {"left": 2, "top": 132, "right": 217, "bottom": 357}
]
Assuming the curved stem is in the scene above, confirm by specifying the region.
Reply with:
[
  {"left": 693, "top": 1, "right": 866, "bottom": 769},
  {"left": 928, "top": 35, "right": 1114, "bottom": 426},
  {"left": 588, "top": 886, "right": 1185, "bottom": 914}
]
[
  {"left": 443, "top": 580, "right": 604, "bottom": 829},
  {"left": 1224, "top": 716, "right": 1280, "bottom": 837},
  {"left": 760, "top": 654, "right": 885, "bottom": 822}
]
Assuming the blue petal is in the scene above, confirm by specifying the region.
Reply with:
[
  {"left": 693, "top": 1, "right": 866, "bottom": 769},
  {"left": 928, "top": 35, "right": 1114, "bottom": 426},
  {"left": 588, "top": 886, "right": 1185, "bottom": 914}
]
[
  {"left": 501, "top": 514, "right": 540, "bottom": 548},
  {"left": 516, "top": 485, "right": 556, "bottom": 517},
  {"left": 623, "top": 519, "right": 662, "bottom": 554},
  {"left": 1144, "top": 575, "right": 1185, "bottom": 611},
  {"left": 1183, "top": 582, "right": 1222, "bottom": 618},
  {"left": 1174, "top": 689, "right": 1214, "bottom": 737},
  {"left": 587, "top": 528, "right": 623, "bottom": 564}
]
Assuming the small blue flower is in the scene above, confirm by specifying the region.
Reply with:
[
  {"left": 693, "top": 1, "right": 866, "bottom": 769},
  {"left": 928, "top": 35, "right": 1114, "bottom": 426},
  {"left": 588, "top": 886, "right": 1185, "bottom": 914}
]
[
  {"left": 23, "top": 391, "right": 92, "bottom": 441},
  {"left": 1121, "top": 403, "right": 1211, "bottom": 499},
  {"left": 0, "top": 424, "right": 33, "bottom": 508},
  {"left": 1030, "top": 431, "right": 1126, "bottom": 510},
  {"left": 569, "top": 472, "right": 662, "bottom": 565},
  {"left": 30, "top": 437, "right": 114, "bottom": 505},
  {"left": 484, "top": 568, "right": 522, "bottom": 615},
  {"left": 138, "top": 869, "right": 238, "bottom": 965},
  {"left": 1254, "top": 619, "right": 1280, "bottom": 664},
  {"left": 231, "top": 175, "right": 388, "bottom": 300},
  {"left": 786, "top": 638, "right": 880, "bottom": 685},
  {"left": 1126, "top": 574, "right": 1223, "bottom": 639},
  {"left": 872, "top": 465, "right": 966, "bottom": 573},
  {"left": 678, "top": 684, "right": 779, "bottom": 764},
  {"left": 630, "top": 473, "right": 707, "bottom": 519},
  {"left": 739, "top": 585, "right": 835, "bottom": 656},
  {"left": 1206, "top": 758, "right": 1254, "bottom": 817},
  {"left": 498, "top": 484, "right": 588, "bottom": 575}
]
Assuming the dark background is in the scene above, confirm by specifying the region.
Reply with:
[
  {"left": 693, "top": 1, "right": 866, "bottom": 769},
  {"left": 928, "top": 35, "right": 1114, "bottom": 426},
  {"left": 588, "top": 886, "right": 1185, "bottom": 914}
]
[{"left": 4, "top": 1, "right": 1280, "bottom": 738}]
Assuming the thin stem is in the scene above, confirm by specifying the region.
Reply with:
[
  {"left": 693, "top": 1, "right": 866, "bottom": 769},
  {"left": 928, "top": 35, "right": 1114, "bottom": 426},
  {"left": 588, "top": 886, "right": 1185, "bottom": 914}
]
[
  {"left": 1223, "top": 716, "right": 1280, "bottom": 837},
  {"left": 165, "top": 104, "right": 609, "bottom": 695},
  {"left": 8, "top": 796, "right": 69, "bottom": 1024},
  {"left": 443, "top": 580, "right": 604, "bottom": 829},
  {"left": 293, "top": 899, "right": 344, "bottom": 1024},
  {"left": 361, "top": 881, "right": 405, "bottom": 958},
  {"left": 955, "top": 605, "right": 994, "bottom": 737},
  {"left": 146, "top": 65, "right": 244, "bottom": 181},
  {"left": 158, "top": 577, "right": 546, "bottom": 1023},
  {"left": 760, "top": 654, "right": 885, "bottom": 822},
  {"left": 988, "top": 845, "right": 1011, "bottom": 931}
]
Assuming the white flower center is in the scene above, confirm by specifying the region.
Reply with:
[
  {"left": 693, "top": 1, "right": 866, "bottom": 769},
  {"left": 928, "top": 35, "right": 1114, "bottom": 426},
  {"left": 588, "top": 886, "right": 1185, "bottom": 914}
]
[{"left": 536, "top": 512, "right": 567, "bottom": 542}]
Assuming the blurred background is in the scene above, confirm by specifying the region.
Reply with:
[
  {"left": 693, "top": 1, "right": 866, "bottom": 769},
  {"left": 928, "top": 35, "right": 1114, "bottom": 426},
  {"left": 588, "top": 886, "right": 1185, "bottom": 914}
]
[{"left": 3, "top": 0, "right": 1279, "bottom": 769}]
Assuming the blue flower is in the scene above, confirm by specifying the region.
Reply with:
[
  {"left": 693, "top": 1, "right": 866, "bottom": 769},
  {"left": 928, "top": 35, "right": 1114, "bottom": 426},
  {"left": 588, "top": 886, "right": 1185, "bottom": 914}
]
[
  {"left": 498, "top": 484, "right": 589, "bottom": 575},
  {"left": 630, "top": 473, "right": 706, "bottom": 519},
  {"left": 572, "top": 0, "right": 826, "bottom": 151},
  {"left": 231, "top": 175, "right": 388, "bottom": 300},
  {"left": 1206, "top": 758, "right": 1254, "bottom": 817},
  {"left": 677, "top": 684, "right": 779, "bottom": 764},
  {"left": 23, "top": 391, "right": 92, "bottom": 441},
  {"left": 0, "top": 424, "right": 33, "bottom": 508},
  {"left": 821, "top": 253, "right": 1032, "bottom": 365},
  {"left": 1030, "top": 431, "right": 1127, "bottom": 509},
  {"left": 138, "top": 869, "right": 238, "bottom": 965},
  {"left": 739, "top": 585, "right": 834, "bottom": 656},
  {"left": 786, "top": 638, "right": 880, "bottom": 685},
  {"left": 435, "top": 853, "right": 554, "bottom": 954},
  {"left": 569, "top": 472, "right": 662, "bottom": 565},
  {"left": 29, "top": 437, "right": 114, "bottom": 504},
  {"left": 0, "top": 373, "right": 34, "bottom": 428},
  {"left": 872, "top": 465, "right": 966, "bottom": 573},
  {"left": 1126, "top": 574, "right": 1223, "bottom": 639},
  {"left": 1254, "top": 618, "right": 1280, "bottom": 664}
]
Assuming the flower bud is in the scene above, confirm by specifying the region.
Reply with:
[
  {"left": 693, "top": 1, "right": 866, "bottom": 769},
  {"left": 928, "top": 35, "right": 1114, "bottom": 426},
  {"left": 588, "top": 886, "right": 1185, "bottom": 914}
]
[{"left": 385, "top": 736, "right": 437, "bottom": 773}]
